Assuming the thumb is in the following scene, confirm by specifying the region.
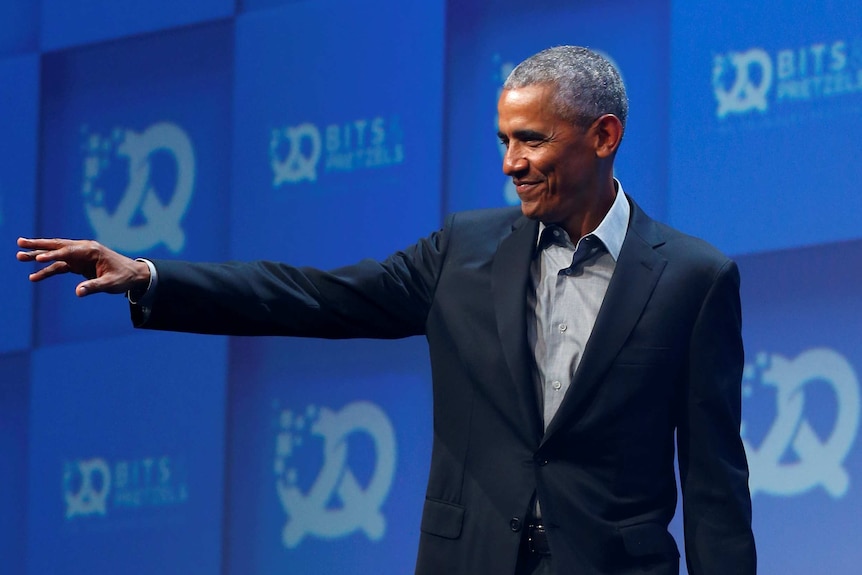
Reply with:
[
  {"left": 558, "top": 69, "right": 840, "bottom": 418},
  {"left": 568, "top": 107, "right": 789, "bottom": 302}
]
[{"left": 76, "top": 278, "right": 105, "bottom": 297}]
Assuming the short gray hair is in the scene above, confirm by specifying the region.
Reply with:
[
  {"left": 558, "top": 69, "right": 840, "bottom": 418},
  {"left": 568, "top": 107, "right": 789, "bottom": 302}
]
[{"left": 503, "top": 46, "right": 628, "bottom": 132}]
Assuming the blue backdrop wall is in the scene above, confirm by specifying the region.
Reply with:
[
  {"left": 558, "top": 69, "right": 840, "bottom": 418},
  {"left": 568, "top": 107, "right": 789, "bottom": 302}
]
[{"left": 2, "top": 0, "right": 861, "bottom": 573}]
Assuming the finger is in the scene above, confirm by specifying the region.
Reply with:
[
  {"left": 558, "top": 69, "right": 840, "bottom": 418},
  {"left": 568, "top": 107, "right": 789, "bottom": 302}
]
[
  {"left": 17, "top": 237, "right": 39, "bottom": 249},
  {"left": 17, "top": 249, "right": 44, "bottom": 261},
  {"left": 17, "top": 248, "right": 58, "bottom": 261},
  {"left": 28, "top": 260, "right": 71, "bottom": 282},
  {"left": 17, "top": 237, "right": 68, "bottom": 250},
  {"left": 17, "top": 237, "right": 74, "bottom": 263},
  {"left": 32, "top": 244, "right": 87, "bottom": 264},
  {"left": 33, "top": 249, "right": 68, "bottom": 263}
]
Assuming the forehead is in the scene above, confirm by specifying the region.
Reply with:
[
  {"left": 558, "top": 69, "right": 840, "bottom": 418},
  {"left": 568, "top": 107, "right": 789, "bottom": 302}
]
[{"left": 497, "top": 84, "right": 562, "bottom": 127}]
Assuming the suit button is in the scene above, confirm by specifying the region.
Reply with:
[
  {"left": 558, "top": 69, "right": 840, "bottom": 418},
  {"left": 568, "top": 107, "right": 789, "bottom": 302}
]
[
  {"left": 534, "top": 454, "right": 549, "bottom": 466},
  {"left": 510, "top": 517, "right": 522, "bottom": 532}
]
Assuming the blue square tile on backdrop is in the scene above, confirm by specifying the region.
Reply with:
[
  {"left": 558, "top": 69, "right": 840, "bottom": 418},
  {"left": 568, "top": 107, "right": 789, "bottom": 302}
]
[
  {"left": 734, "top": 239, "right": 862, "bottom": 574},
  {"left": 0, "top": 54, "right": 39, "bottom": 353},
  {"left": 230, "top": 0, "right": 445, "bottom": 267},
  {"left": 27, "top": 332, "right": 228, "bottom": 575},
  {"left": 37, "top": 22, "right": 233, "bottom": 346},
  {"left": 40, "top": 0, "right": 234, "bottom": 51},
  {"left": 0, "top": 0, "right": 38, "bottom": 56},
  {"left": 669, "top": 0, "right": 862, "bottom": 255},
  {"left": 225, "top": 336, "right": 432, "bottom": 575},
  {"left": 0, "top": 352, "right": 29, "bottom": 575}
]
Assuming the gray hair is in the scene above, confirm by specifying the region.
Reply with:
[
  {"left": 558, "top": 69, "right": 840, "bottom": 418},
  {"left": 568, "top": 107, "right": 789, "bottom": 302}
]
[{"left": 503, "top": 46, "right": 628, "bottom": 132}]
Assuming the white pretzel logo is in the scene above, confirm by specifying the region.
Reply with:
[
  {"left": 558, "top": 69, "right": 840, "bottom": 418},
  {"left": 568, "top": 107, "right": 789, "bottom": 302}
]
[
  {"left": 82, "top": 122, "right": 195, "bottom": 253},
  {"left": 744, "top": 348, "right": 861, "bottom": 498},
  {"left": 64, "top": 458, "right": 112, "bottom": 519},
  {"left": 270, "top": 123, "right": 322, "bottom": 186},
  {"left": 274, "top": 402, "right": 396, "bottom": 547},
  {"left": 713, "top": 49, "right": 773, "bottom": 118}
]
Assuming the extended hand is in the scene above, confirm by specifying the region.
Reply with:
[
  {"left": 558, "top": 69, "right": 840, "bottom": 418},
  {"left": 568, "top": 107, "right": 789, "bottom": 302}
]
[{"left": 17, "top": 237, "right": 150, "bottom": 297}]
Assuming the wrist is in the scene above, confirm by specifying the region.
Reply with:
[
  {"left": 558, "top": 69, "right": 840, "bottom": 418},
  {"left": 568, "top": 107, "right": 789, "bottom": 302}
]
[{"left": 127, "top": 259, "right": 155, "bottom": 304}]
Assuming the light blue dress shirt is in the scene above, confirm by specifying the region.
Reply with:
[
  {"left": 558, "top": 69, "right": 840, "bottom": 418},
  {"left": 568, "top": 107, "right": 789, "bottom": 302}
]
[{"left": 527, "top": 182, "right": 630, "bottom": 431}]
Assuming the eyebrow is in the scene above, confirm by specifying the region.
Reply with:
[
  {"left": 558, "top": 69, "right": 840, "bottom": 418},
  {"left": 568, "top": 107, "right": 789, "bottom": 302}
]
[{"left": 497, "top": 129, "right": 548, "bottom": 141}]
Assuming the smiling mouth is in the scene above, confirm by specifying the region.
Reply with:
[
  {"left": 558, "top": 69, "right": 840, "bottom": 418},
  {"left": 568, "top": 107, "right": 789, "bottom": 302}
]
[{"left": 514, "top": 181, "right": 542, "bottom": 194}]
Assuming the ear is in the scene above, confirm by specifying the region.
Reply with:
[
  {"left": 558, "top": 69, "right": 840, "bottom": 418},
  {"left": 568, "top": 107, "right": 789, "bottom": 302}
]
[{"left": 591, "top": 114, "right": 623, "bottom": 159}]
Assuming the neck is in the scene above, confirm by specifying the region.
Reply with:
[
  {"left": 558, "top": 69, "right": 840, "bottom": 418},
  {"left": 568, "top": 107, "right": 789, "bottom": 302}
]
[{"left": 560, "top": 175, "right": 617, "bottom": 240}]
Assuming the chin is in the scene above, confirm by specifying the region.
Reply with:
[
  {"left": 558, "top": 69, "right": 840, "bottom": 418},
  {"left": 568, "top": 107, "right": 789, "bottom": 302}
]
[
  {"left": 519, "top": 202, "right": 546, "bottom": 222},
  {"left": 519, "top": 203, "right": 537, "bottom": 219}
]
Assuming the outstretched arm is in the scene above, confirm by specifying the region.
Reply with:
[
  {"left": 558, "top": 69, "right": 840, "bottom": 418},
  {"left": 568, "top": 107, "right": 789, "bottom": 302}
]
[{"left": 16, "top": 237, "right": 150, "bottom": 297}]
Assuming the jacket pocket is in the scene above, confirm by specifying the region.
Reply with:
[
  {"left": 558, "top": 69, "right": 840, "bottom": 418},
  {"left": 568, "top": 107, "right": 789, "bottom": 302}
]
[
  {"left": 619, "top": 522, "right": 680, "bottom": 558},
  {"left": 420, "top": 498, "right": 464, "bottom": 540}
]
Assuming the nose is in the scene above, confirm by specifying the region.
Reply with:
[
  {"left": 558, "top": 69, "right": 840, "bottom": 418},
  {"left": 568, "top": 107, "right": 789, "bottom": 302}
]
[{"left": 502, "top": 144, "right": 528, "bottom": 176}]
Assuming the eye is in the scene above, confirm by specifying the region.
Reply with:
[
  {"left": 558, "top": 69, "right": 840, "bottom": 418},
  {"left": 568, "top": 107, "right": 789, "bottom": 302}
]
[{"left": 517, "top": 131, "right": 548, "bottom": 147}]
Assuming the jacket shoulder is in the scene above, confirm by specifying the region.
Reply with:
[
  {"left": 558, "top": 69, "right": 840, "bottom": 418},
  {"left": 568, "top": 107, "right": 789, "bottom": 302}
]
[
  {"left": 446, "top": 206, "right": 524, "bottom": 228},
  {"left": 629, "top": 200, "right": 733, "bottom": 272},
  {"left": 443, "top": 206, "right": 527, "bottom": 243}
]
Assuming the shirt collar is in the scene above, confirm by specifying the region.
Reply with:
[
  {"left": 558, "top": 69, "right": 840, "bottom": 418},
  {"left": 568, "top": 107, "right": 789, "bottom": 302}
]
[{"left": 535, "top": 179, "right": 630, "bottom": 262}]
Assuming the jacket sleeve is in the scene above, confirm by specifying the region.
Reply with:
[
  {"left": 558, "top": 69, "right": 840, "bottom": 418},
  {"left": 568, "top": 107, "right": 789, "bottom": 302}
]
[
  {"left": 677, "top": 259, "right": 757, "bottom": 574},
  {"left": 131, "top": 220, "right": 451, "bottom": 339}
]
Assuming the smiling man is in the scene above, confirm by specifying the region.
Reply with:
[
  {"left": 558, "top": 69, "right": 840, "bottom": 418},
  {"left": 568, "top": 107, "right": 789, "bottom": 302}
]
[
  {"left": 19, "top": 46, "right": 755, "bottom": 575},
  {"left": 498, "top": 82, "right": 620, "bottom": 241}
]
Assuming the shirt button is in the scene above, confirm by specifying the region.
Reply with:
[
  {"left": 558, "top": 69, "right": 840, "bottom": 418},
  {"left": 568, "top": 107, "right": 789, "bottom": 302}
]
[
  {"left": 510, "top": 517, "right": 522, "bottom": 532},
  {"left": 552, "top": 380, "right": 562, "bottom": 390},
  {"left": 558, "top": 323, "right": 567, "bottom": 332}
]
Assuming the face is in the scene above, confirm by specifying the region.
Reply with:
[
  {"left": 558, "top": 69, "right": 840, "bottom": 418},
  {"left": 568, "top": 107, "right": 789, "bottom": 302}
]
[{"left": 497, "top": 84, "right": 601, "bottom": 228}]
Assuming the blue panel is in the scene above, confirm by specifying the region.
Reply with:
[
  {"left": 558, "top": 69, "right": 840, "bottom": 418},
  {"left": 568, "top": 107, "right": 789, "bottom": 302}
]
[
  {"left": 40, "top": 0, "right": 234, "bottom": 51},
  {"left": 0, "top": 55, "right": 38, "bottom": 353},
  {"left": 231, "top": 0, "right": 445, "bottom": 267},
  {"left": 238, "top": 0, "right": 299, "bottom": 12},
  {"left": 736, "top": 240, "right": 862, "bottom": 573},
  {"left": 37, "top": 23, "right": 233, "bottom": 346},
  {"left": 669, "top": 0, "right": 862, "bottom": 256},
  {"left": 0, "top": 1, "right": 38, "bottom": 56},
  {"left": 224, "top": 337, "right": 432, "bottom": 575},
  {"left": 444, "top": 0, "right": 669, "bottom": 221},
  {"left": 27, "top": 332, "right": 228, "bottom": 575},
  {"left": 0, "top": 352, "right": 29, "bottom": 575}
]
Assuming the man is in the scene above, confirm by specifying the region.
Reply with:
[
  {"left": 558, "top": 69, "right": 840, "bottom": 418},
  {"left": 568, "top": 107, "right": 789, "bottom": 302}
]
[{"left": 18, "top": 46, "right": 756, "bottom": 574}]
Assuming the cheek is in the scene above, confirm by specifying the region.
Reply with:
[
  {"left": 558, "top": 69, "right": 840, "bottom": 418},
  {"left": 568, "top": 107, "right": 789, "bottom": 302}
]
[{"left": 532, "top": 161, "right": 553, "bottom": 182}]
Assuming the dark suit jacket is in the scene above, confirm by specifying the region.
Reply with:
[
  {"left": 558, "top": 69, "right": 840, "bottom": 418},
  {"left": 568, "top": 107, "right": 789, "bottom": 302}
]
[{"left": 135, "top": 199, "right": 756, "bottom": 575}]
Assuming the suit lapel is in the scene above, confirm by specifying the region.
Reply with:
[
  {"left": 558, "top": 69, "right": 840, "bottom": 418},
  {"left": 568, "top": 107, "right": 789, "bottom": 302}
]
[
  {"left": 542, "top": 202, "right": 668, "bottom": 443},
  {"left": 492, "top": 215, "right": 544, "bottom": 444}
]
